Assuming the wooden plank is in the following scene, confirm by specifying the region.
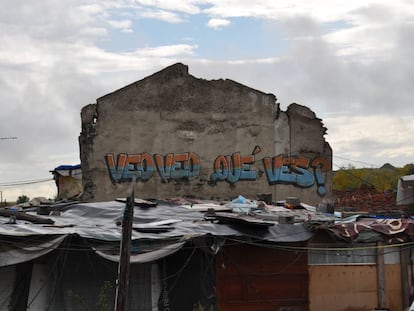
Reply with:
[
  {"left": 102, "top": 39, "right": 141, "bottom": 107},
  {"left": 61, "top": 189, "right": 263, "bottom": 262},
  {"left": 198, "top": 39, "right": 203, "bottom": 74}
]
[
  {"left": 400, "top": 248, "right": 410, "bottom": 310},
  {"left": 116, "top": 198, "right": 157, "bottom": 208},
  {"left": 0, "top": 208, "right": 54, "bottom": 224},
  {"left": 377, "top": 242, "right": 385, "bottom": 308},
  {"left": 213, "top": 212, "right": 274, "bottom": 227}
]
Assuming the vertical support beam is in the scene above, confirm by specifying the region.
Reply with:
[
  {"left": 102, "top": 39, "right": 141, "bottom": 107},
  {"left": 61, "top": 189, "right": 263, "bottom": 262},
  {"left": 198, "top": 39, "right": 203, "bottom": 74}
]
[
  {"left": 151, "top": 263, "right": 161, "bottom": 311},
  {"left": 114, "top": 177, "right": 136, "bottom": 311},
  {"left": 377, "top": 242, "right": 385, "bottom": 308},
  {"left": 10, "top": 261, "right": 33, "bottom": 311},
  {"left": 401, "top": 247, "right": 410, "bottom": 310},
  {"left": 27, "top": 264, "right": 49, "bottom": 311},
  {"left": 0, "top": 266, "right": 16, "bottom": 308}
]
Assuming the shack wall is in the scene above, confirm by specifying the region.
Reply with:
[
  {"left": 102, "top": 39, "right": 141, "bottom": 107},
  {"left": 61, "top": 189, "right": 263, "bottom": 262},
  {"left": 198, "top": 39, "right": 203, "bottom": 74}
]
[
  {"left": 309, "top": 265, "right": 377, "bottom": 311},
  {"left": 215, "top": 242, "right": 309, "bottom": 311}
]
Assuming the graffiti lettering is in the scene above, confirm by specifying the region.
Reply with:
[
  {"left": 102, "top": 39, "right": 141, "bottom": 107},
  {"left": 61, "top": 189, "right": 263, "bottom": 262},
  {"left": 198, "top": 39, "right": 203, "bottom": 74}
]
[
  {"left": 104, "top": 148, "right": 331, "bottom": 196},
  {"left": 312, "top": 157, "right": 331, "bottom": 196},
  {"left": 105, "top": 153, "right": 155, "bottom": 182},
  {"left": 154, "top": 152, "right": 200, "bottom": 181},
  {"left": 262, "top": 155, "right": 314, "bottom": 187},
  {"left": 262, "top": 155, "right": 331, "bottom": 196},
  {"left": 210, "top": 152, "right": 256, "bottom": 184},
  {"left": 105, "top": 152, "right": 200, "bottom": 183}
]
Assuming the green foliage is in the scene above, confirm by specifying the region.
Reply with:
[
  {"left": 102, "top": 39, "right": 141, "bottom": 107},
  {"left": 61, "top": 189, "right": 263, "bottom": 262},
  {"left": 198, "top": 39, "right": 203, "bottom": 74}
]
[
  {"left": 96, "top": 281, "right": 113, "bottom": 311},
  {"left": 67, "top": 281, "right": 113, "bottom": 311},
  {"left": 16, "top": 195, "right": 29, "bottom": 204},
  {"left": 67, "top": 290, "right": 91, "bottom": 311},
  {"left": 333, "top": 165, "right": 364, "bottom": 190},
  {"left": 333, "top": 163, "right": 413, "bottom": 192},
  {"left": 402, "top": 163, "right": 414, "bottom": 175},
  {"left": 193, "top": 301, "right": 214, "bottom": 311},
  {"left": 368, "top": 168, "right": 400, "bottom": 192}
]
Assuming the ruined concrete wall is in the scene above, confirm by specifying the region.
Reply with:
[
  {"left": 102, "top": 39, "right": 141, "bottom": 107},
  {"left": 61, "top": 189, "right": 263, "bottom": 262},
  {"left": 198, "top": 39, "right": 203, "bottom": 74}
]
[
  {"left": 57, "top": 176, "right": 82, "bottom": 200},
  {"left": 273, "top": 103, "right": 333, "bottom": 204},
  {"left": 79, "top": 63, "right": 332, "bottom": 204}
]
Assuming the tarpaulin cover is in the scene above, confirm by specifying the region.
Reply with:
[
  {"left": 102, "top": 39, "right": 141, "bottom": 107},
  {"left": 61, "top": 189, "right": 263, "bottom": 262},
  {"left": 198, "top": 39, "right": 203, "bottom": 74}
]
[
  {"left": 0, "top": 201, "right": 313, "bottom": 266},
  {"left": 0, "top": 234, "right": 67, "bottom": 267},
  {"left": 93, "top": 241, "right": 186, "bottom": 263},
  {"left": 321, "top": 217, "right": 414, "bottom": 242}
]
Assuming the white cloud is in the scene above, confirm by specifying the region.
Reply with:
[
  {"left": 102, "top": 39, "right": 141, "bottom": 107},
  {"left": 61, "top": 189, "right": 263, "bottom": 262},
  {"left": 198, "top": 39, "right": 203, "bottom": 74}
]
[
  {"left": 128, "top": 44, "right": 198, "bottom": 57},
  {"left": 55, "top": 44, "right": 198, "bottom": 74},
  {"left": 203, "top": 0, "right": 358, "bottom": 22},
  {"left": 0, "top": 1, "right": 202, "bottom": 202},
  {"left": 324, "top": 115, "right": 414, "bottom": 168},
  {"left": 187, "top": 50, "right": 414, "bottom": 168},
  {"left": 1, "top": 0, "right": 414, "bottom": 201},
  {"left": 207, "top": 18, "right": 231, "bottom": 30},
  {"left": 202, "top": 0, "right": 414, "bottom": 61},
  {"left": 140, "top": 9, "right": 185, "bottom": 23},
  {"left": 107, "top": 19, "right": 133, "bottom": 32},
  {"left": 134, "top": 0, "right": 202, "bottom": 14}
]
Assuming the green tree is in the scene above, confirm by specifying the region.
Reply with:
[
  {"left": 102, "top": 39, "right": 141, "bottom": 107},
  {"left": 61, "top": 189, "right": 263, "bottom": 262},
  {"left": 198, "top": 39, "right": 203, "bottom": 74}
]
[
  {"left": 333, "top": 164, "right": 404, "bottom": 192},
  {"left": 333, "top": 165, "right": 364, "bottom": 190},
  {"left": 369, "top": 168, "right": 399, "bottom": 192},
  {"left": 402, "top": 163, "right": 414, "bottom": 175},
  {"left": 16, "top": 195, "right": 29, "bottom": 204}
]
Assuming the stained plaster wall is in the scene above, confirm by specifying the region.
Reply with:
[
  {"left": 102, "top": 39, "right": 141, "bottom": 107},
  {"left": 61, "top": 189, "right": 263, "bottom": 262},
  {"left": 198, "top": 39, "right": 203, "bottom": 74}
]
[{"left": 79, "top": 63, "right": 332, "bottom": 204}]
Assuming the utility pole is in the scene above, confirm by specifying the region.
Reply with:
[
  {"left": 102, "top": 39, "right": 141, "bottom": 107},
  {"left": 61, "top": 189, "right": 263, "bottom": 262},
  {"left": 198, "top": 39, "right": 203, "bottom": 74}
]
[{"left": 114, "top": 176, "right": 136, "bottom": 311}]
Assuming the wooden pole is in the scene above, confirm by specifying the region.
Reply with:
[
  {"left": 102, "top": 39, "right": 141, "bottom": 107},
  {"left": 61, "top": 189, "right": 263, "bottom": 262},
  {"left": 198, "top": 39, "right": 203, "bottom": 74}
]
[
  {"left": 114, "top": 177, "right": 136, "bottom": 311},
  {"left": 377, "top": 241, "right": 385, "bottom": 309},
  {"left": 401, "top": 247, "right": 410, "bottom": 310}
]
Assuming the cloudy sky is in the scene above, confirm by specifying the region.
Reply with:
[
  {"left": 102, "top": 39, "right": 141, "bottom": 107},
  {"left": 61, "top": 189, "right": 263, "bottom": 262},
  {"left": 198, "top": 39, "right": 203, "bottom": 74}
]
[{"left": 1, "top": 0, "right": 414, "bottom": 201}]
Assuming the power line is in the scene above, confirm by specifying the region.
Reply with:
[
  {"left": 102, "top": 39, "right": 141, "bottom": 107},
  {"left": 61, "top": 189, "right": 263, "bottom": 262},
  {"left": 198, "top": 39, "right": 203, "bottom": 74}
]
[
  {"left": 334, "top": 155, "right": 381, "bottom": 168},
  {"left": 0, "top": 178, "right": 53, "bottom": 187},
  {"left": 1, "top": 234, "right": 412, "bottom": 255},
  {"left": 0, "top": 137, "right": 17, "bottom": 140}
]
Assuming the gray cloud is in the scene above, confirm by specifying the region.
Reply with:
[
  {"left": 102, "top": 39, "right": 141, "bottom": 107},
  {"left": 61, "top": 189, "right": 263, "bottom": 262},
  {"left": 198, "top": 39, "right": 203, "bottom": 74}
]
[{"left": 1, "top": 1, "right": 414, "bottom": 201}]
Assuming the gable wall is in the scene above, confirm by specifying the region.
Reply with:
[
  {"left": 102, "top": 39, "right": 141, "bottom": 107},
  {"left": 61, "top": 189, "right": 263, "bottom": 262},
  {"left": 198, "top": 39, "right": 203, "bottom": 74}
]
[{"left": 79, "top": 63, "right": 332, "bottom": 203}]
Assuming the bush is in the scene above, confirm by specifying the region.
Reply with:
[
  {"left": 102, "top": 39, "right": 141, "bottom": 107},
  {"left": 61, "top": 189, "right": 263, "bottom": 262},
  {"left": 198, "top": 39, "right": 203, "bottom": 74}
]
[{"left": 16, "top": 195, "right": 29, "bottom": 204}]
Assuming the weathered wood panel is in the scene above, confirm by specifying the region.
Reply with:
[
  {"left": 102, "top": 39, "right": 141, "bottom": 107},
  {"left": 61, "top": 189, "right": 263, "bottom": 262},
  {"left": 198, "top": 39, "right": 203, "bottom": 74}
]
[
  {"left": 309, "top": 265, "right": 377, "bottom": 311},
  {"left": 216, "top": 242, "right": 309, "bottom": 311},
  {"left": 385, "top": 264, "right": 402, "bottom": 311}
]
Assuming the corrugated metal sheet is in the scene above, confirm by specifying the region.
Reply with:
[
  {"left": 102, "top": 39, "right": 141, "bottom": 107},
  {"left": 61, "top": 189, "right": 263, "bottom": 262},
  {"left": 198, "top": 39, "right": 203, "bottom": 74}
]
[
  {"left": 397, "top": 174, "right": 414, "bottom": 205},
  {"left": 0, "top": 201, "right": 314, "bottom": 267}
]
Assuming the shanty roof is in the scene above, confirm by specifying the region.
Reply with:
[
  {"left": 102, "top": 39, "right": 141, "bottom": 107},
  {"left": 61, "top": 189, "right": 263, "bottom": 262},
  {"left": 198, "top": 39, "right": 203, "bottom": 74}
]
[
  {"left": 401, "top": 174, "right": 414, "bottom": 183},
  {"left": 0, "top": 197, "right": 334, "bottom": 267},
  {"left": 312, "top": 215, "right": 414, "bottom": 244},
  {"left": 52, "top": 164, "right": 81, "bottom": 171},
  {"left": 1, "top": 196, "right": 413, "bottom": 268},
  {"left": 397, "top": 174, "right": 414, "bottom": 205}
]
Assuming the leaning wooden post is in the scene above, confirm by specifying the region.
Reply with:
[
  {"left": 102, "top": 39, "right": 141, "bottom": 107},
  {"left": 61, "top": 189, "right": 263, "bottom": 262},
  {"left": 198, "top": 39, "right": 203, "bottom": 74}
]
[{"left": 114, "top": 176, "right": 136, "bottom": 311}]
